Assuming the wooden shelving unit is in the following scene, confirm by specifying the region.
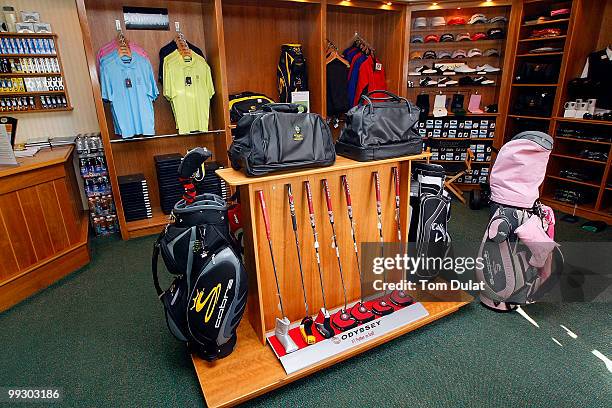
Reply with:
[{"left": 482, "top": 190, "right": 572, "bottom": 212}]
[{"left": 0, "top": 32, "right": 71, "bottom": 113}]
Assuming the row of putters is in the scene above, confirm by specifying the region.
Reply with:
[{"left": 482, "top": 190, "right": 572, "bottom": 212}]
[{"left": 259, "top": 168, "right": 414, "bottom": 356}]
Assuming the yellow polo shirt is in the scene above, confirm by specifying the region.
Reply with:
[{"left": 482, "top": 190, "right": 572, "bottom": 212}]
[{"left": 163, "top": 50, "right": 215, "bottom": 134}]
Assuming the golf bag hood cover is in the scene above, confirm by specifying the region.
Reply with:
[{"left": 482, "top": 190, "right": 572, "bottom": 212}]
[{"left": 489, "top": 131, "right": 553, "bottom": 208}]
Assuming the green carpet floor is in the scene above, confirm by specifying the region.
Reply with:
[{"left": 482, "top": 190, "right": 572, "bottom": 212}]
[{"left": 1, "top": 204, "right": 610, "bottom": 407}]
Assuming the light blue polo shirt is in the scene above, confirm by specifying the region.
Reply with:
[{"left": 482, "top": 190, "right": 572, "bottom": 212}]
[{"left": 100, "top": 52, "right": 158, "bottom": 138}]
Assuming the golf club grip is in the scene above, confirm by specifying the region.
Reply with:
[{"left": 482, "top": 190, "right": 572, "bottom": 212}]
[
  {"left": 322, "top": 179, "right": 333, "bottom": 212},
  {"left": 393, "top": 167, "right": 400, "bottom": 198},
  {"left": 341, "top": 175, "right": 352, "bottom": 206},
  {"left": 286, "top": 184, "right": 298, "bottom": 231},
  {"left": 374, "top": 171, "right": 381, "bottom": 203},
  {"left": 257, "top": 190, "right": 272, "bottom": 240},
  {"left": 304, "top": 181, "right": 315, "bottom": 215}
]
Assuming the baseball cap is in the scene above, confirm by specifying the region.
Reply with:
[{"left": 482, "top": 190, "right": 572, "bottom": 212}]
[
  {"left": 431, "top": 16, "right": 446, "bottom": 27},
  {"left": 423, "top": 50, "right": 437, "bottom": 59},
  {"left": 425, "top": 34, "right": 440, "bottom": 43},
  {"left": 488, "top": 16, "right": 508, "bottom": 24},
  {"left": 440, "top": 33, "right": 455, "bottom": 42},
  {"left": 456, "top": 32, "right": 471, "bottom": 41},
  {"left": 471, "top": 32, "right": 487, "bottom": 41},
  {"left": 447, "top": 17, "right": 466, "bottom": 25},
  {"left": 484, "top": 48, "right": 500, "bottom": 57},
  {"left": 487, "top": 28, "right": 505, "bottom": 39},
  {"left": 550, "top": 8, "right": 570, "bottom": 18},
  {"left": 437, "top": 50, "right": 452, "bottom": 59},
  {"left": 411, "top": 35, "right": 424, "bottom": 43},
  {"left": 467, "top": 48, "right": 483, "bottom": 57},
  {"left": 410, "top": 51, "right": 423, "bottom": 59},
  {"left": 452, "top": 49, "right": 467, "bottom": 58},
  {"left": 468, "top": 13, "right": 487, "bottom": 24},
  {"left": 413, "top": 17, "right": 427, "bottom": 28}
]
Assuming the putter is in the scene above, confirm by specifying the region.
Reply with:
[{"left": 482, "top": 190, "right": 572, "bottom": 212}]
[
  {"left": 304, "top": 181, "right": 334, "bottom": 339},
  {"left": 389, "top": 167, "right": 414, "bottom": 307},
  {"left": 257, "top": 190, "right": 298, "bottom": 354},
  {"left": 286, "top": 184, "right": 316, "bottom": 345},
  {"left": 322, "top": 179, "right": 359, "bottom": 331},
  {"left": 370, "top": 171, "right": 394, "bottom": 316},
  {"left": 340, "top": 175, "right": 375, "bottom": 323}
]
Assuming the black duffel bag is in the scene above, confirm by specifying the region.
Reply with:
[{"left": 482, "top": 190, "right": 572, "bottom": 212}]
[
  {"left": 228, "top": 103, "right": 335, "bottom": 176},
  {"left": 336, "top": 90, "right": 422, "bottom": 161}
]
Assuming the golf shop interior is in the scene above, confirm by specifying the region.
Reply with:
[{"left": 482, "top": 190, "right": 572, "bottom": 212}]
[{"left": 0, "top": 0, "right": 611, "bottom": 406}]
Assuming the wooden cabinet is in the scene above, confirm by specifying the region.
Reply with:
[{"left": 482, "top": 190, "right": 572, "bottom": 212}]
[{"left": 0, "top": 146, "right": 89, "bottom": 312}]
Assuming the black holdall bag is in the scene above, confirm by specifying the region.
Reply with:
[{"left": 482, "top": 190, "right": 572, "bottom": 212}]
[
  {"left": 335, "top": 90, "right": 423, "bottom": 161},
  {"left": 228, "top": 103, "right": 336, "bottom": 177}
]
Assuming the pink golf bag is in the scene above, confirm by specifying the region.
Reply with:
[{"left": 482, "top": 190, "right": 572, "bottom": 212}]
[{"left": 475, "top": 131, "right": 563, "bottom": 312}]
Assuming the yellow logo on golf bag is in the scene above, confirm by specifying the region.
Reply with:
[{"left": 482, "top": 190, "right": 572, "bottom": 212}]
[{"left": 190, "top": 284, "right": 221, "bottom": 323}]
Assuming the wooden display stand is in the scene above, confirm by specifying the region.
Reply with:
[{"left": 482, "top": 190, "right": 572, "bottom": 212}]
[
  {"left": 189, "top": 154, "right": 472, "bottom": 407},
  {"left": 0, "top": 146, "right": 89, "bottom": 311}
]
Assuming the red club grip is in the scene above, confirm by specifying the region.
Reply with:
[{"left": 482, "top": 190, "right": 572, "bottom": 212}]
[
  {"left": 373, "top": 172, "right": 381, "bottom": 202},
  {"left": 257, "top": 190, "right": 271, "bottom": 239},
  {"left": 393, "top": 167, "right": 400, "bottom": 197},
  {"left": 304, "top": 181, "right": 314, "bottom": 214},
  {"left": 322, "top": 179, "right": 333, "bottom": 211},
  {"left": 341, "top": 176, "right": 352, "bottom": 206}
]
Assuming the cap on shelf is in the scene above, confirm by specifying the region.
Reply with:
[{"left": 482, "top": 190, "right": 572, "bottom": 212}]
[
  {"left": 431, "top": 16, "right": 446, "bottom": 27},
  {"left": 447, "top": 17, "right": 466, "bottom": 25},
  {"left": 488, "top": 16, "right": 508, "bottom": 24},
  {"left": 487, "top": 28, "right": 505, "bottom": 39},
  {"left": 425, "top": 34, "right": 440, "bottom": 43},
  {"left": 484, "top": 48, "right": 500, "bottom": 57},
  {"left": 467, "top": 48, "right": 483, "bottom": 57},
  {"left": 437, "top": 50, "right": 452, "bottom": 59},
  {"left": 413, "top": 17, "right": 428, "bottom": 28},
  {"left": 410, "top": 51, "right": 424, "bottom": 59},
  {"left": 468, "top": 14, "right": 488, "bottom": 25},
  {"left": 423, "top": 50, "right": 437, "bottom": 59},
  {"left": 471, "top": 32, "right": 487, "bottom": 41},
  {"left": 457, "top": 32, "right": 471, "bottom": 41},
  {"left": 411, "top": 35, "right": 424, "bottom": 43},
  {"left": 440, "top": 33, "right": 455, "bottom": 42},
  {"left": 452, "top": 49, "right": 467, "bottom": 58}
]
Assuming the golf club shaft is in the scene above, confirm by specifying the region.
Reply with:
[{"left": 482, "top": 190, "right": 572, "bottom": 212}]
[
  {"left": 304, "top": 180, "right": 328, "bottom": 310},
  {"left": 341, "top": 175, "right": 364, "bottom": 291},
  {"left": 322, "top": 179, "right": 349, "bottom": 311},
  {"left": 287, "top": 184, "right": 309, "bottom": 316},
  {"left": 392, "top": 167, "right": 402, "bottom": 242},
  {"left": 257, "top": 190, "right": 286, "bottom": 318},
  {"left": 373, "top": 172, "right": 387, "bottom": 295}
]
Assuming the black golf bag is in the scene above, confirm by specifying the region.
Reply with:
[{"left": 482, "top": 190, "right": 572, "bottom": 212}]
[
  {"left": 408, "top": 162, "right": 452, "bottom": 278},
  {"left": 153, "top": 193, "right": 248, "bottom": 361},
  {"left": 277, "top": 44, "right": 308, "bottom": 103}
]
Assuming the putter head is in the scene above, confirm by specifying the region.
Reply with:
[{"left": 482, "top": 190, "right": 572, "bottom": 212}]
[
  {"left": 332, "top": 309, "right": 359, "bottom": 331},
  {"left": 371, "top": 298, "right": 394, "bottom": 316},
  {"left": 315, "top": 308, "right": 334, "bottom": 339},
  {"left": 300, "top": 316, "right": 316, "bottom": 345},
  {"left": 350, "top": 301, "right": 376, "bottom": 323},
  {"left": 389, "top": 290, "right": 414, "bottom": 307},
  {"left": 275, "top": 317, "right": 298, "bottom": 354}
]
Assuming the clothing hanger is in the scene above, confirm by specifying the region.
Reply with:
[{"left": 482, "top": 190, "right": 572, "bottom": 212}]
[
  {"left": 115, "top": 20, "right": 132, "bottom": 61},
  {"left": 174, "top": 22, "right": 192, "bottom": 62},
  {"left": 325, "top": 39, "right": 350, "bottom": 67}
]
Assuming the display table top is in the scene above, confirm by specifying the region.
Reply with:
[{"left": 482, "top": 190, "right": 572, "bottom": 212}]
[
  {"left": 216, "top": 153, "right": 431, "bottom": 186},
  {"left": 0, "top": 146, "right": 73, "bottom": 178}
]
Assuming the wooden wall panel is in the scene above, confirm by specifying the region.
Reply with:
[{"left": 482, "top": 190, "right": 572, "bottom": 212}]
[
  {"left": 0, "top": 212, "right": 19, "bottom": 281},
  {"left": 4, "top": 0, "right": 100, "bottom": 144},
  {"left": 0, "top": 193, "right": 37, "bottom": 270},
  {"left": 222, "top": 1, "right": 324, "bottom": 113},
  {"left": 36, "top": 183, "right": 71, "bottom": 252},
  {"left": 53, "top": 180, "right": 80, "bottom": 244},
  {"left": 16, "top": 189, "right": 54, "bottom": 261}
]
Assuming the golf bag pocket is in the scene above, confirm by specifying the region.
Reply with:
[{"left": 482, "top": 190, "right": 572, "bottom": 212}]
[{"left": 476, "top": 207, "right": 556, "bottom": 307}]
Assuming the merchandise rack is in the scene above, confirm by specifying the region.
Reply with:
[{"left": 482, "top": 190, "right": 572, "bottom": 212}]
[
  {"left": 494, "top": 0, "right": 611, "bottom": 222},
  {"left": 0, "top": 32, "right": 72, "bottom": 113},
  {"left": 405, "top": 2, "right": 513, "bottom": 192},
  {"left": 199, "top": 153, "right": 472, "bottom": 408}
]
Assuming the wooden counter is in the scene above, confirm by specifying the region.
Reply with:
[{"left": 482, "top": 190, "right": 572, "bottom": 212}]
[{"left": 0, "top": 146, "right": 90, "bottom": 312}]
